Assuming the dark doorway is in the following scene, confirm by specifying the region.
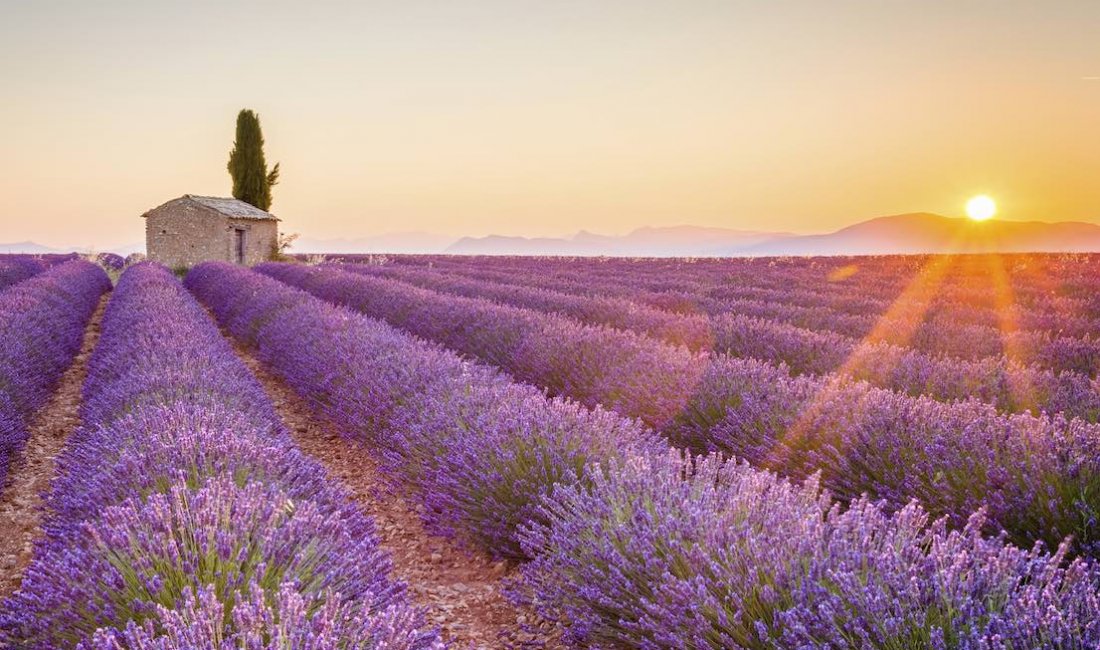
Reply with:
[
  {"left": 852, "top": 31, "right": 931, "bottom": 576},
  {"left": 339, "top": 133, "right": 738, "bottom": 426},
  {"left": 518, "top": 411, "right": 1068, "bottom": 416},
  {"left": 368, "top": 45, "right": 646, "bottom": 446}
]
[{"left": 234, "top": 229, "right": 245, "bottom": 264}]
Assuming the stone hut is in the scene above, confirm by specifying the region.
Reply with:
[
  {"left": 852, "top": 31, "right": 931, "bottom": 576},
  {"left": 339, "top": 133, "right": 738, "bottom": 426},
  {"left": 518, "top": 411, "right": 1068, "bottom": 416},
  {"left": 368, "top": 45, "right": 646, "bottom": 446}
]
[{"left": 143, "top": 194, "right": 280, "bottom": 268}]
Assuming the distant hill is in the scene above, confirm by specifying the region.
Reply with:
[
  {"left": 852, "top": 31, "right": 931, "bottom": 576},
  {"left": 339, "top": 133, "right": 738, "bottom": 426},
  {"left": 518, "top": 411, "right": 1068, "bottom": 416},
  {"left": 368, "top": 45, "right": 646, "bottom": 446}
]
[
  {"left": 291, "top": 216, "right": 1100, "bottom": 256},
  {"left": 0, "top": 241, "right": 65, "bottom": 254},
  {"left": 293, "top": 232, "right": 455, "bottom": 254},
  {"left": 740, "top": 213, "right": 1100, "bottom": 256},
  {"left": 0, "top": 241, "right": 143, "bottom": 255},
  {"left": 446, "top": 225, "right": 794, "bottom": 256},
  {"left": 443, "top": 215, "right": 1100, "bottom": 256}
]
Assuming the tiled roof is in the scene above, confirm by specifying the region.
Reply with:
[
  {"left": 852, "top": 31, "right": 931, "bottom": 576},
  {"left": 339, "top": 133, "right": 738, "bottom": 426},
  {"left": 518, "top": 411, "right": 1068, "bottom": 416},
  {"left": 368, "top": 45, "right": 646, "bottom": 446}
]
[{"left": 184, "top": 194, "right": 278, "bottom": 221}]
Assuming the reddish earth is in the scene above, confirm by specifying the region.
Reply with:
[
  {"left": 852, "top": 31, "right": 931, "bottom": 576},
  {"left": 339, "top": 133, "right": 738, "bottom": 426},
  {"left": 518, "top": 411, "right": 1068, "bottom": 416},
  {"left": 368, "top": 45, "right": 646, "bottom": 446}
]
[
  {"left": 0, "top": 298, "right": 106, "bottom": 599},
  {"left": 229, "top": 339, "right": 565, "bottom": 650}
]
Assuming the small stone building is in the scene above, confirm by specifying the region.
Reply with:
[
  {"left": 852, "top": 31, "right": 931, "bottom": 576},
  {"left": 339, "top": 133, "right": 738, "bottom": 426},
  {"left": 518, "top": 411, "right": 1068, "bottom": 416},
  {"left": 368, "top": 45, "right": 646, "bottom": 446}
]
[{"left": 143, "top": 194, "right": 280, "bottom": 268}]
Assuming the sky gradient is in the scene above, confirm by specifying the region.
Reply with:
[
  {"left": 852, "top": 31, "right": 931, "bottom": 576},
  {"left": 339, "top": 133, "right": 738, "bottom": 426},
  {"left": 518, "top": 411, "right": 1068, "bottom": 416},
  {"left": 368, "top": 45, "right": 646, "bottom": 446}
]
[{"left": 1, "top": 0, "right": 1098, "bottom": 249}]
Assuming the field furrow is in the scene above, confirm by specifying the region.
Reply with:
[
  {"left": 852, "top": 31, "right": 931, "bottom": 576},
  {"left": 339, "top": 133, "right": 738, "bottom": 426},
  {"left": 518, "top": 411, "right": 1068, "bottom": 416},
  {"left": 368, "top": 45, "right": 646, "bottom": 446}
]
[
  {"left": 227, "top": 335, "right": 564, "bottom": 649},
  {"left": 0, "top": 297, "right": 104, "bottom": 598}
]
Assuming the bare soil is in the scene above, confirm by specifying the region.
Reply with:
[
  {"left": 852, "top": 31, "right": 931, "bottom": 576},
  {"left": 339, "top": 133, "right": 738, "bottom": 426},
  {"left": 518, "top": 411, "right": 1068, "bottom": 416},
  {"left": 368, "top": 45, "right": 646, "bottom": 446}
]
[
  {"left": 229, "top": 339, "right": 564, "bottom": 650},
  {"left": 0, "top": 297, "right": 106, "bottom": 599}
]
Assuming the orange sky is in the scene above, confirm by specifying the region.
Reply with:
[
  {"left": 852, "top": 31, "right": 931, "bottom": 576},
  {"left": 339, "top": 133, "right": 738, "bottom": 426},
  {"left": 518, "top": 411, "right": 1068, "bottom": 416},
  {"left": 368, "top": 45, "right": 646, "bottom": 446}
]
[{"left": 0, "top": 1, "right": 1097, "bottom": 249}]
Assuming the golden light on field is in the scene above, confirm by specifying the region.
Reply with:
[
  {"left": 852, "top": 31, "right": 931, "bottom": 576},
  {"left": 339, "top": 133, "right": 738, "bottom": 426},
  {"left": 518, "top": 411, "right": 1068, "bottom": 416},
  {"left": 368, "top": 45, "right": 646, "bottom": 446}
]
[
  {"left": 966, "top": 195, "right": 997, "bottom": 221},
  {"left": 826, "top": 264, "right": 859, "bottom": 282}
]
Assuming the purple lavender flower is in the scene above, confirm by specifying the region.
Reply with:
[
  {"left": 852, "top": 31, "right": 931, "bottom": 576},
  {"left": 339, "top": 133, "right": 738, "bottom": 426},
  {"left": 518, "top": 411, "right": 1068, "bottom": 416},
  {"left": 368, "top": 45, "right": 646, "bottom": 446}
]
[
  {"left": 0, "top": 263, "right": 438, "bottom": 649},
  {"left": 0, "top": 259, "right": 109, "bottom": 484},
  {"left": 255, "top": 261, "right": 1100, "bottom": 554},
  {"left": 187, "top": 260, "right": 1100, "bottom": 647},
  {"left": 186, "top": 261, "right": 657, "bottom": 558},
  {"left": 520, "top": 449, "right": 1100, "bottom": 648}
]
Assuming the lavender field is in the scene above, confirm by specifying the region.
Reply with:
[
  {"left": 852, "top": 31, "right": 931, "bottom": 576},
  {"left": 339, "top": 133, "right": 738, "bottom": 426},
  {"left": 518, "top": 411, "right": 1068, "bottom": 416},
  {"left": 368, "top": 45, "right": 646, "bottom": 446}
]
[{"left": 3, "top": 252, "right": 1100, "bottom": 648}]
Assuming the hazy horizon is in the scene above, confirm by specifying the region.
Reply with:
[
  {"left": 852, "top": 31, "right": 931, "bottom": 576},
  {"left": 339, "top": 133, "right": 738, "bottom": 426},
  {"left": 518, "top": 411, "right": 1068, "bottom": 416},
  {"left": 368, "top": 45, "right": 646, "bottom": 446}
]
[{"left": 2, "top": 0, "right": 1098, "bottom": 249}]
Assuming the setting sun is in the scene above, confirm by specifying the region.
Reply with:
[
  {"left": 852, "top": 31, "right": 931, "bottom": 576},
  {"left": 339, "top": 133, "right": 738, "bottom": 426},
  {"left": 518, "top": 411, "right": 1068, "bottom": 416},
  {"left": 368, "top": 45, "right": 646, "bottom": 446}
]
[{"left": 966, "top": 195, "right": 997, "bottom": 221}]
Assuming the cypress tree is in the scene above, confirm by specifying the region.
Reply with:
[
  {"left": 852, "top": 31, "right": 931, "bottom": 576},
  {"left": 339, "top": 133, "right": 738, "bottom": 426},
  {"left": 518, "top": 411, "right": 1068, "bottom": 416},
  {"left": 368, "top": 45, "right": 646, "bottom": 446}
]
[{"left": 227, "top": 109, "right": 280, "bottom": 211}]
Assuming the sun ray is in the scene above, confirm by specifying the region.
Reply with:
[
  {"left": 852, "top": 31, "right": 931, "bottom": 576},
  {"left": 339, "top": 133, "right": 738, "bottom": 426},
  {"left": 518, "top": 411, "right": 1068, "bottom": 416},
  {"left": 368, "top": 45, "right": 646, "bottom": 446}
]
[
  {"left": 766, "top": 253, "right": 958, "bottom": 475},
  {"left": 984, "top": 254, "right": 1038, "bottom": 414}
]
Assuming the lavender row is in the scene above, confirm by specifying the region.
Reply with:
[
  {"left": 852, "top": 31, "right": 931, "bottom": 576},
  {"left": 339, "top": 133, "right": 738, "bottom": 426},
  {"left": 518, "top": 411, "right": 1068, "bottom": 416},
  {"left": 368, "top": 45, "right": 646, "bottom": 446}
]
[
  {"left": 0, "top": 260, "right": 109, "bottom": 487},
  {"left": 418, "top": 255, "right": 1100, "bottom": 344},
  {"left": 0, "top": 254, "right": 50, "bottom": 291},
  {"left": 0, "top": 263, "right": 440, "bottom": 649},
  {"left": 710, "top": 312, "right": 1100, "bottom": 419},
  {"left": 629, "top": 261, "right": 1100, "bottom": 339},
  {"left": 91, "top": 252, "right": 126, "bottom": 271},
  {"left": 472, "top": 259, "right": 1100, "bottom": 374},
  {"left": 706, "top": 279, "right": 1100, "bottom": 336},
  {"left": 334, "top": 262, "right": 716, "bottom": 350},
  {"left": 259, "top": 262, "right": 700, "bottom": 428},
  {"left": 340, "top": 261, "right": 1100, "bottom": 383},
  {"left": 616, "top": 278, "right": 1100, "bottom": 375},
  {"left": 262, "top": 262, "right": 1100, "bottom": 553},
  {"left": 186, "top": 261, "right": 655, "bottom": 560},
  {"left": 710, "top": 292, "right": 1100, "bottom": 376},
  {"left": 195, "top": 261, "right": 1100, "bottom": 648},
  {"left": 0, "top": 252, "right": 126, "bottom": 280},
  {"left": 418, "top": 255, "right": 1100, "bottom": 365},
  {"left": 281, "top": 264, "right": 1100, "bottom": 423},
  {"left": 407, "top": 252, "right": 1100, "bottom": 315},
  {"left": 696, "top": 254, "right": 1100, "bottom": 316}
]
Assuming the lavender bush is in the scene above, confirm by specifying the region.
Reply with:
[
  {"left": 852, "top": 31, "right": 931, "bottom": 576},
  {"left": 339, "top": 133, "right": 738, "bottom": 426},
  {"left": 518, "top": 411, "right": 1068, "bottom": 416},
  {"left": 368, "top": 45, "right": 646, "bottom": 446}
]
[
  {"left": 256, "top": 261, "right": 707, "bottom": 427},
  {"left": 0, "top": 263, "right": 440, "bottom": 649},
  {"left": 520, "top": 449, "right": 1100, "bottom": 648},
  {"left": 189, "top": 262, "right": 1100, "bottom": 647},
  {"left": 88, "top": 581, "right": 438, "bottom": 650},
  {"left": 186, "top": 261, "right": 656, "bottom": 558},
  {"left": 339, "top": 259, "right": 1100, "bottom": 379},
  {"left": 0, "top": 259, "right": 109, "bottom": 485},
  {"left": 0, "top": 254, "right": 49, "bottom": 290},
  {"left": 11, "top": 479, "right": 401, "bottom": 647},
  {"left": 672, "top": 356, "right": 1100, "bottom": 554},
  {"left": 303, "top": 263, "right": 1100, "bottom": 420},
  {"left": 92, "top": 252, "right": 126, "bottom": 272},
  {"left": 42, "top": 403, "right": 331, "bottom": 541},
  {"left": 399, "top": 253, "right": 1100, "bottom": 372},
  {"left": 258, "top": 261, "right": 1100, "bottom": 554}
]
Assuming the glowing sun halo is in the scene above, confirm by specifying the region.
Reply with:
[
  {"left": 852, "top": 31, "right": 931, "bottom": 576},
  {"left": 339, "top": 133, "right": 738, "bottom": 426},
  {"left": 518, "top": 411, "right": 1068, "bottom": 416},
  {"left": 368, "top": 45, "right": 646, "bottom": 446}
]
[{"left": 966, "top": 195, "right": 997, "bottom": 221}]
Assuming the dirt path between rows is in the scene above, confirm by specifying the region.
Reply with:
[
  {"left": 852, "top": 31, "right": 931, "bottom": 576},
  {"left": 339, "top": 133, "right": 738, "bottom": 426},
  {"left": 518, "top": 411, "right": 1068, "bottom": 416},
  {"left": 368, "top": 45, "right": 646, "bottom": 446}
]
[
  {"left": 228, "top": 338, "right": 564, "bottom": 650},
  {"left": 0, "top": 297, "right": 106, "bottom": 599}
]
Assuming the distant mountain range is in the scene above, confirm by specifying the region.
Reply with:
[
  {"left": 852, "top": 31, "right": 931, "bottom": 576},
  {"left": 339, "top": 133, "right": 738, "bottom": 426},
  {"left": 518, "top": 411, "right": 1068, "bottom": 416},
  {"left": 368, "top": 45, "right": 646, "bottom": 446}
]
[
  {"left": 740, "top": 213, "right": 1100, "bottom": 256},
  {"left": 445, "top": 226, "right": 794, "bottom": 256},
  {"left": 0, "top": 241, "right": 63, "bottom": 254},
  {"left": 292, "top": 232, "right": 457, "bottom": 255},
  {"left": 0, "top": 240, "right": 144, "bottom": 256},
  {"left": 7, "top": 213, "right": 1100, "bottom": 258},
  {"left": 444, "top": 214, "right": 1100, "bottom": 256}
]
